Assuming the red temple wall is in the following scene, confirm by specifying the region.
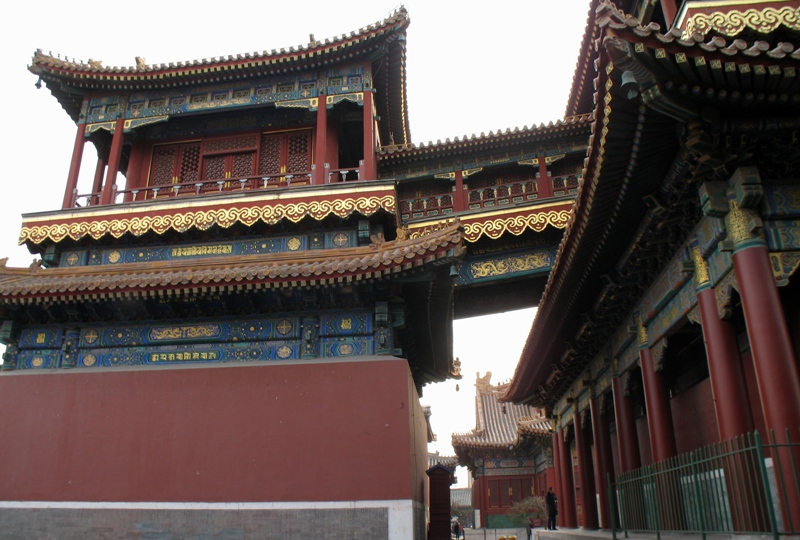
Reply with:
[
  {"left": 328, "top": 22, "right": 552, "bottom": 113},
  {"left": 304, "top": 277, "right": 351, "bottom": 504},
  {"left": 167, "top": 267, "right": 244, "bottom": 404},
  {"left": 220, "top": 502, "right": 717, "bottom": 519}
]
[
  {"left": 670, "top": 377, "right": 718, "bottom": 453},
  {"left": 0, "top": 358, "right": 422, "bottom": 503}
]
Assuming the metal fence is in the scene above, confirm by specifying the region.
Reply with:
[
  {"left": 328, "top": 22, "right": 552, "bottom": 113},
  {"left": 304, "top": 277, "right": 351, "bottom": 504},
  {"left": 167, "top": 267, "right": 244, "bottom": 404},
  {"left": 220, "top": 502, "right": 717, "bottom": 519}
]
[{"left": 610, "top": 430, "right": 800, "bottom": 540}]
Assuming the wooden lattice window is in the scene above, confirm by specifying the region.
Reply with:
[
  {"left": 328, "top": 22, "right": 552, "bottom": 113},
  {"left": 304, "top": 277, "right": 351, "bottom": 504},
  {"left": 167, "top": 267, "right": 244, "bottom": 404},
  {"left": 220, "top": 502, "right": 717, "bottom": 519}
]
[
  {"left": 258, "top": 129, "right": 312, "bottom": 180},
  {"left": 147, "top": 129, "right": 312, "bottom": 191},
  {"left": 149, "top": 142, "right": 201, "bottom": 186},
  {"left": 200, "top": 134, "right": 259, "bottom": 183}
]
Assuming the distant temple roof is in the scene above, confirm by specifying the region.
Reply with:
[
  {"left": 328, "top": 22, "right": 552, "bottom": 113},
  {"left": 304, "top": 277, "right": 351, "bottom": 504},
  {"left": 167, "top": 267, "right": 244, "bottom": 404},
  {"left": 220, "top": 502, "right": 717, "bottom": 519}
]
[
  {"left": 29, "top": 8, "right": 411, "bottom": 145},
  {"left": 428, "top": 451, "right": 458, "bottom": 470},
  {"left": 452, "top": 372, "right": 549, "bottom": 454},
  {"left": 451, "top": 487, "right": 472, "bottom": 507}
]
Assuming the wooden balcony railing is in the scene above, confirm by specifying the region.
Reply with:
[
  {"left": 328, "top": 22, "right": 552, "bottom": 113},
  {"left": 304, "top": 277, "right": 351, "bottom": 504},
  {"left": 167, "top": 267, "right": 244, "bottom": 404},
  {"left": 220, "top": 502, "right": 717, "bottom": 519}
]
[
  {"left": 552, "top": 174, "right": 580, "bottom": 196},
  {"left": 399, "top": 194, "right": 454, "bottom": 221},
  {"left": 71, "top": 160, "right": 367, "bottom": 207},
  {"left": 398, "top": 174, "right": 581, "bottom": 221},
  {"left": 466, "top": 178, "right": 539, "bottom": 210}
]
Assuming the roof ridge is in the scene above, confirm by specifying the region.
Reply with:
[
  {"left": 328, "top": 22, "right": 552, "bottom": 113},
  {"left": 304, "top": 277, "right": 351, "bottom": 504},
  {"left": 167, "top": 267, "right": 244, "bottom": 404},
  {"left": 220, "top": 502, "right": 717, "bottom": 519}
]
[{"left": 31, "top": 8, "right": 410, "bottom": 73}]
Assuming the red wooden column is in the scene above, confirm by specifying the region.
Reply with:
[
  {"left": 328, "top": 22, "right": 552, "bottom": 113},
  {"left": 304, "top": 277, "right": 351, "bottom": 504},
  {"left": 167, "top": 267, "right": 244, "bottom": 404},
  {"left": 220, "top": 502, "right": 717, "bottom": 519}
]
[
  {"left": 100, "top": 118, "right": 126, "bottom": 205},
  {"left": 361, "top": 90, "right": 377, "bottom": 181},
  {"left": 63, "top": 121, "right": 87, "bottom": 209},
  {"left": 612, "top": 376, "right": 641, "bottom": 472},
  {"left": 558, "top": 426, "right": 577, "bottom": 528},
  {"left": 91, "top": 155, "right": 107, "bottom": 205},
  {"left": 692, "top": 247, "right": 754, "bottom": 440},
  {"left": 590, "top": 394, "right": 615, "bottom": 529},
  {"left": 537, "top": 156, "right": 553, "bottom": 199},
  {"left": 314, "top": 97, "right": 328, "bottom": 185},
  {"left": 574, "top": 410, "right": 599, "bottom": 529},
  {"left": 638, "top": 331, "right": 678, "bottom": 463},
  {"left": 453, "top": 170, "right": 467, "bottom": 212},
  {"left": 721, "top": 168, "right": 800, "bottom": 526},
  {"left": 551, "top": 428, "right": 563, "bottom": 528}
]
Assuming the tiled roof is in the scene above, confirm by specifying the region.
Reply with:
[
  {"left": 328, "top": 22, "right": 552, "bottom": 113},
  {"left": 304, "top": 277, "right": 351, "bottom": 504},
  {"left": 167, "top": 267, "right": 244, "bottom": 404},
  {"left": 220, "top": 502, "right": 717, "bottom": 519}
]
[
  {"left": 428, "top": 452, "right": 459, "bottom": 469},
  {"left": 29, "top": 9, "right": 411, "bottom": 145},
  {"left": 30, "top": 9, "right": 409, "bottom": 83},
  {"left": 451, "top": 488, "right": 472, "bottom": 507},
  {"left": 452, "top": 373, "right": 547, "bottom": 451},
  {"left": 0, "top": 221, "right": 464, "bottom": 303},
  {"left": 565, "top": 0, "right": 599, "bottom": 117},
  {"left": 379, "top": 114, "right": 593, "bottom": 162}
]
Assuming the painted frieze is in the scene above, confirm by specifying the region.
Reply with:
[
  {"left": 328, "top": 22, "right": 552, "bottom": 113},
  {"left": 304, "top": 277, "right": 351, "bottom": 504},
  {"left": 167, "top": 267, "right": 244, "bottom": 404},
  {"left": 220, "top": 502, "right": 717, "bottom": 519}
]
[
  {"left": 9, "top": 306, "right": 397, "bottom": 371},
  {"left": 58, "top": 229, "right": 365, "bottom": 267},
  {"left": 456, "top": 247, "right": 555, "bottom": 286}
]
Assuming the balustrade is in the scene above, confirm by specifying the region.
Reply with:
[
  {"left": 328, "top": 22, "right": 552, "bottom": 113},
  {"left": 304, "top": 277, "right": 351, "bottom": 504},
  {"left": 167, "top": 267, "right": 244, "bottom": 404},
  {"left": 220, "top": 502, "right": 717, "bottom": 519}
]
[
  {"left": 72, "top": 161, "right": 373, "bottom": 207},
  {"left": 399, "top": 194, "right": 454, "bottom": 220},
  {"left": 73, "top": 170, "right": 315, "bottom": 207},
  {"left": 465, "top": 178, "right": 539, "bottom": 210}
]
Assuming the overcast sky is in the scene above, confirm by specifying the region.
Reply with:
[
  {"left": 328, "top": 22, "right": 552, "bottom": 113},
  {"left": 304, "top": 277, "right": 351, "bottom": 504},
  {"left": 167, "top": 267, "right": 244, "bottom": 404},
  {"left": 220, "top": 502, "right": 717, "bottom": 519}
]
[{"left": 1, "top": 0, "right": 590, "bottom": 486}]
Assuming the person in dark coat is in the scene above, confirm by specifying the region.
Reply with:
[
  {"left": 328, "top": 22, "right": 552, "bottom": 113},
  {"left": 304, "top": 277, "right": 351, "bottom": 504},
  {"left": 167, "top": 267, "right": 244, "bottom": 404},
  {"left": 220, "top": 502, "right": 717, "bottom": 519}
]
[{"left": 545, "top": 487, "right": 558, "bottom": 530}]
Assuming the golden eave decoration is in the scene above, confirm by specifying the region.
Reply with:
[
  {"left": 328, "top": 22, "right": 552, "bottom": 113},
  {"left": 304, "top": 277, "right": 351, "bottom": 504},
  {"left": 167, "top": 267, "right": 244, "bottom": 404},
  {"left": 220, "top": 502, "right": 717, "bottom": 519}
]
[
  {"left": 407, "top": 202, "right": 572, "bottom": 243},
  {"left": 683, "top": 4, "right": 800, "bottom": 37},
  {"left": 19, "top": 185, "right": 396, "bottom": 245}
]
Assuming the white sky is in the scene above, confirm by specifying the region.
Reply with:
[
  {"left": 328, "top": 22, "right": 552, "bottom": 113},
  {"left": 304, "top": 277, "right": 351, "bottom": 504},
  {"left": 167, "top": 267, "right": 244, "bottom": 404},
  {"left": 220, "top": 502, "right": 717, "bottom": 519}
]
[{"left": 0, "top": 0, "right": 589, "bottom": 487}]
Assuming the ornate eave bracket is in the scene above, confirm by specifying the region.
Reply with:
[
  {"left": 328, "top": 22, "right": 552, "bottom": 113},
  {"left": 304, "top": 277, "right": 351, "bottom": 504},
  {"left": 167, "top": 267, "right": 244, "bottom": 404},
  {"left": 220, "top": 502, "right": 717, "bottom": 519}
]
[
  {"left": 601, "top": 35, "right": 698, "bottom": 123},
  {"left": 771, "top": 251, "right": 800, "bottom": 287}
]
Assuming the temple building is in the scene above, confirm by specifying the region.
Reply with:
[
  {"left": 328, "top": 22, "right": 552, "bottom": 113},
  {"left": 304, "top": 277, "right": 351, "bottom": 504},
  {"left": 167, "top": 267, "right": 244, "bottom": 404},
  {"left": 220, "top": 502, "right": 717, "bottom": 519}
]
[
  {"left": 505, "top": 0, "right": 800, "bottom": 534},
  {"left": 0, "top": 7, "right": 590, "bottom": 539},
  {"left": 452, "top": 372, "right": 552, "bottom": 528}
]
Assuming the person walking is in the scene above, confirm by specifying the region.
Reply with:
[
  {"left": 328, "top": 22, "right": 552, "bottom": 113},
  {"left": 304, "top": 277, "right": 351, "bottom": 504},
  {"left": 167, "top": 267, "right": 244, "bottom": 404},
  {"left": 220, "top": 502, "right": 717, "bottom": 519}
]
[
  {"left": 526, "top": 516, "right": 534, "bottom": 540},
  {"left": 545, "top": 487, "right": 558, "bottom": 530},
  {"left": 452, "top": 519, "right": 462, "bottom": 540}
]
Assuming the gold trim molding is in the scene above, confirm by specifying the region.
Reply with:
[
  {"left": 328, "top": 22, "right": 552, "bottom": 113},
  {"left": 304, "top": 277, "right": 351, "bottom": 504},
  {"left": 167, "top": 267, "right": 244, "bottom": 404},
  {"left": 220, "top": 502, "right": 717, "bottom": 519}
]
[
  {"left": 461, "top": 210, "right": 570, "bottom": 241},
  {"left": 684, "top": 5, "right": 800, "bottom": 37},
  {"left": 20, "top": 195, "right": 396, "bottom": 244},
  {"left": 408, "top": 209, "right": 569, "bottom": 243}
]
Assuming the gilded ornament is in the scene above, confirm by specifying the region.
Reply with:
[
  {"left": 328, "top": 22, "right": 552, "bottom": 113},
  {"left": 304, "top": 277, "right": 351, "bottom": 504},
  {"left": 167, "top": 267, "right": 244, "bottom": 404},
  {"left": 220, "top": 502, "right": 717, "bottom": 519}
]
[
  {"left": 725, "top": 199, "right": 760, "bottom": 245},
  {"left": 83, "top": 354, "right": 97, "bottom": 367},
  {"left": 287, "top": 237, "right": 302, "bottom": 251},
  {"left": 637, "top": 324, "right": 648, "bottom": 346},
  {"left": 459, "top": 210, "right": 570, "bottom": 242},
  {"left": 276, "top": 319, "right": 293, "bottom": 336},
  {"left": 276, "top": 345, "right": 292, "bottom": 359},
  {"left": 149, "top": 324, "right": 221, "bottom": 341},
  {"left": 691, "top": 247, "right": 710, "bottom": 286},
  {"left": 339, "top": 343, "right": 354, "bottom": 355},
  {"left": 19, "top": 195, "right": 396, "bottom": 244},
  {"left": 684, "top": 6, "right": 800, "bottom": 37},
  {"left": 469, "top": 252, "right": 550, "bottom": 279},
  {"left": 83, "top": 329, "right": 99, "bottom": 345},
  {"left": 333, "top": 233, "right": 349, "bottom": 247},
  {"left": 108, "top": 250, "right": 122, "bottom": 263},
  {"left": 31, "top": 357, "right": 44, "bottom": 367}
]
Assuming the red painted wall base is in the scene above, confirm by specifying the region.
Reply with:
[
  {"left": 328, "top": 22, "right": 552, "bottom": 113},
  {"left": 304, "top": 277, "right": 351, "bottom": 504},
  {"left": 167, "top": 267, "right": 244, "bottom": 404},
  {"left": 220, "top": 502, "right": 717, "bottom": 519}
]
[{"left": 0, "top": 358, "right": 428, "bottom": 504}]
